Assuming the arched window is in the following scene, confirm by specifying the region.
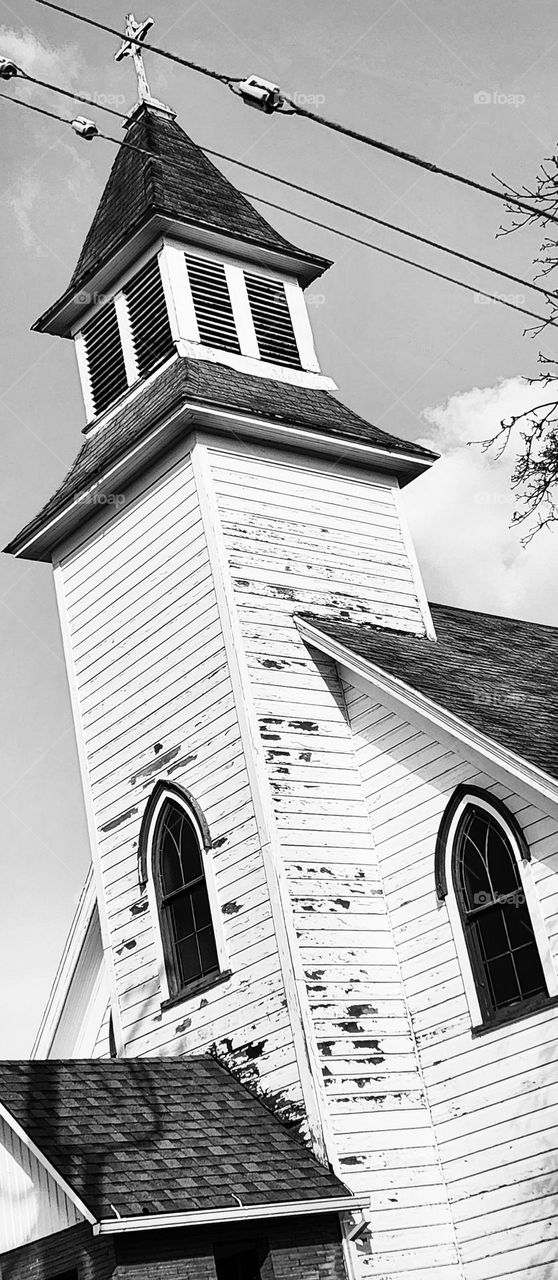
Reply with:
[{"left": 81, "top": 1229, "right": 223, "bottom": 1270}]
[
  {"left": 453, "top": 802, "right": 548, "bottom": 1021},
  {"left": 153, "top": 798, "right": 220, "bottom": 998},
  {"left": 434, "top": 784, "right": 556, "bottom": 1028}
]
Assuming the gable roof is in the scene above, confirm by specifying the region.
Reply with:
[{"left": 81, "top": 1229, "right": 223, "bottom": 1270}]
[
  {"left": 34, "top": 104, "right": 330, "bottom": 335},
  {"left": 4, "top": 356, "right": 437, "bottom": 560},
  {"left": 299, "top": 602, "right": 558, "bottom": 781},
  {"left": 0, "top": 1058, "right": 349, "bottom": 1223}
]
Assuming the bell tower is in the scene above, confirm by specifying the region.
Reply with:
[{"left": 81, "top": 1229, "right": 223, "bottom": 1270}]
[{"left": 5, "top": 24, "right": 466, "bottom": 1280}]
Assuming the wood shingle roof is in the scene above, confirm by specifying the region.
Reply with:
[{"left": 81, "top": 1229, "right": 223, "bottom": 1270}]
[
  {"left": 0, "top": 1058, "right": 348, "bottom": 1221},
  {"left": 4, "top": 357, "right": 437, "bottom": 559},
  {"left": 301, "top": 602, "right": 558, "bottom": 781}
]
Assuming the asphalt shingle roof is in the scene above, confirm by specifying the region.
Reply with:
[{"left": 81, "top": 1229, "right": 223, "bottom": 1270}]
[
  {"left": 36, "top": 104, "right": 328, "bottom": 330},
  {"left": 301, "top": 601, "right": 558, "bottom": 780},
  {"left": 0, "top": 1058, "right": 347, "bottom": 1220},
  {"left": 4, "top": 356, "right": 436, "bottom": 556}
]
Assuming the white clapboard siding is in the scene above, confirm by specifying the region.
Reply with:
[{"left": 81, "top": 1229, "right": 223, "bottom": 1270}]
[
  {"left": 0, "top": 1115, "right": 83, "bottom": 1251},
  {"left": 208, "top": 441, "right": 462, "bottom": 1280},
  {"left": 345, "top": 679, "right": 558, "bottom": 1280},
  {"left": 56, "top": 446, "right": 304, "bottom": 1122}
]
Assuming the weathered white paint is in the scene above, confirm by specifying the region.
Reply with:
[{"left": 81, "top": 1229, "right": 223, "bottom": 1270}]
[
  {"left": 0, "top": 1115, "right": 84, "bottom": 1252},
  {"left": 208, "top": 439, "right": 463, "bottom": 1280},
  {"left": 344, "top": 679, "right": 558, "bottom": 1280},
  {"left": 48, "top": 905, "right": 110, "bottom": 1058},
  {"left": 54, "top": 436, "right": 318, "bottom": 1145}
]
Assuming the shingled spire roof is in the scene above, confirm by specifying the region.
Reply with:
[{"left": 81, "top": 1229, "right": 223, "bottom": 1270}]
[{"left": 34, "top": 103, "right": 330, "bottom": 335}]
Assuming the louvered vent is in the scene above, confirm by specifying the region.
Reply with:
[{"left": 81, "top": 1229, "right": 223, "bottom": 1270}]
[
  {"left": 185, "top": 254, "right": 241, "bottom": 354},
  {"left": 244, "top": 273, "right": 302, "bottom": 369},
  {"left": 82, "top": 302, "right": 128, "bottom": 415},
  {"left": 124, "top": 257, "right": 175, "bottom": 377}
]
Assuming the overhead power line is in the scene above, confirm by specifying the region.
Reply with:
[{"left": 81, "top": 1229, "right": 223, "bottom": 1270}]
[
  {"left": 242, "top": 190, "right": 557, "bottom": 329},
  {"left": 1, "top": 88, "right": 554, "bottom": 331},
  {"left": 204, "top": 148, "right": 558, "bottom": 306},
  {"left": 27, "top": 0, "right": 558, "bottom": 229},
  {"left": 21, "top": 69, "right": 124, "bottom": 118},
  {"left": 3, "top": 67, "right": 556, "bottom": 307},
  {"left": 28, "top": 0, "right": 241, "bottom": 84},
  {"left": 0, "top": 91, "right": 154, "bottom": 156}
]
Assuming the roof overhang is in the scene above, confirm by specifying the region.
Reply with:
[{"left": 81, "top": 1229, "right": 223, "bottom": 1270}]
[
  {"left": 6, "top": 404, "right": 435, "bottom": 562},
  {"left": 297, "top": 616, "right": 558, "bottom": 818},
  {"left": 93, "top": 1194, "right": 370, "bottom": 1235},
  {"left": 31, "top": 866, "right": 97, "bottom": 1058},
  {"left": 33, "top": 214, "right": 332, "bottom": 338},
  {"left": 0, "top": 1099, "right": 96, "bottom": 1226}
]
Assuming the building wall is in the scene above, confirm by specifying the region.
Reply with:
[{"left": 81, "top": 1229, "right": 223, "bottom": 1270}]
[
  {"left": 54, "top": 440, "right": 306, "bottom": 1126},
  {"left": 0, "top": 1116, "right": 83, "bottom": 1253},
  {"left": 345, "top": 679, "right": 558, "bottom": 1280},
  {"left": 0, "top": 1215, "right": 345, "bottom": 1280},
  {"left": 209, "top": 441, "right": 463, "bottom": 1280}
]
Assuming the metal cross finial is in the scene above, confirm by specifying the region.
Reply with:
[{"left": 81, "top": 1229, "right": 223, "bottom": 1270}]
[{"left": 115, "top": 12, "right": 155, "bottom": 103}]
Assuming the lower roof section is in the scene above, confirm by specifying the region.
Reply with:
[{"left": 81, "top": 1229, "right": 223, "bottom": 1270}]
[
  {"left": 297, "top": 602, "right": 558, "bottom": 783},
  {"left": 0, "top": 1058, "right": 353, "bottom": 1224},
  {"left": 4, "top": 355, "right": 437, "bottom": 561}
]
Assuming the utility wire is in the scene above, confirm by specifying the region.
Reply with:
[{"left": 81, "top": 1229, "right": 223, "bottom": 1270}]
[
  {"left": 1, "top": 89, "right": 555, "bottom": 328},
  {"left": 27, "top": 0, "right": 558, "bottom": 228},
  {"left": 243, "top": 190, "right": 558, "bottom": 329},
  {"left": 28, "top": 0, "right": 241, "bottom": 84},
  {"left": 0, "top": 91, "right": 154, "bottom": 157},
  {"left": 205, "top": 147, "right": 558, "bottom": 305},
  {"left": 5, "top": 69, "right": 556, "bottom": 306},
  {"left": 21, "top": 70, "right": 124, "bottom": 118}
]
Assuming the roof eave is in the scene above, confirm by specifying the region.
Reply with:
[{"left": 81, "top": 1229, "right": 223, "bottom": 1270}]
[
  {"left": 4, "top": 406, "right": 437, "bottom": 562},
  {"left": 296, "top": 616, "right": 558, "bottom": 813},
  {"left": 33, "top": 213, "right": 332, "bottom": 338},
  {"left": 93, "top": 1194, "right": 370, "bottom": 1234}
]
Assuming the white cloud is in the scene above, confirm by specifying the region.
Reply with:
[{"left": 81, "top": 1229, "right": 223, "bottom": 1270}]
[
  {"left": 0, "top": 24, "right": 81, "bottom": 84},
  {"left": 403, "top": 377, "right": 558, "bottom": 625}
]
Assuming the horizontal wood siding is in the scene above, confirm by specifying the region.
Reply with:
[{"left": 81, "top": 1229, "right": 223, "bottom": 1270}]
[
  {"left": 210, "top": 443, "right": 461, "bottom": 1280},
  {"left": 57, "top": 448, "right": 301, "bottom": 1117},
  {"left": 346, "top": 680, "right": 558, "bottom": 1280},
  {"left": 0, "top": 1116, "right": 82, "bottom": 1251}
]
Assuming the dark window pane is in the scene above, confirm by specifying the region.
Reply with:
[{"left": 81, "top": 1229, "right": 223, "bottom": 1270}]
[
  {"left": 191, "top": 881, "right": 212, "bottom": 931},
  {"left": 487, "top": 825, "right": 519, "bottom": 896},
  {"left": 176, "top": 933, "right": 202, "bottom": 984},
  {"left": 485, "top": 952, "right": 520, "bottom": 1008},
  {"left": 513, "top": 943, "right": 547, "bottom": 999},
  {"left": 475, "top": 908, "right": 509, "bottom": 961},
  {"left": 169, "top": 892, "right": 194, "bottom": 941},
  {"left": 198, "top": 925, "right": 219, "bottom": 974},
  {"left": 178, "top": 818, "right": 203, "bottom": 884},
  {"left": 159, "top": 832, "right": 183, "bottom": 894},
  {"left": 503, "top": 900, "right": 536, "bottom": 948}
]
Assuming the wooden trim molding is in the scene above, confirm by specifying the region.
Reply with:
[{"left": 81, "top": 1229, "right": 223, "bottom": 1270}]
[
  {"left": 138, "top": 778, "right": 212, "bottom": 890},
  {"left": 434, "top": 783, "right": 531, "bottom": 901}
]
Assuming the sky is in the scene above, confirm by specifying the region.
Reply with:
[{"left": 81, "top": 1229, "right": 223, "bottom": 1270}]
[{"left": 1, "top": 0, "right": 558, "bottom": 1055}]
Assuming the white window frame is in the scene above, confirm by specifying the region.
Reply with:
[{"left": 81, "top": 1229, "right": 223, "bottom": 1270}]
[
  {"left": 143, "top": 783, "right": 229, "bottom": 1006},
  {"left": 443, "top": 790, "right": 558, "bottom": 1027}
]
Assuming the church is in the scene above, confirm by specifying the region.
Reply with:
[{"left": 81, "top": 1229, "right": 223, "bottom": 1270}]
[{"left": 2, "top": 21, "right": 558, "bottom": 1280}]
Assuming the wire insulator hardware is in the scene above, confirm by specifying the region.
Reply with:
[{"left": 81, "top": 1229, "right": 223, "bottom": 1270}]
[
  {"left": 71, "top": 114, "right": 98, "bottom": 139},
  {"left": 234, "top": 75, "right": 282, "bottom": 113},
  {"left": 0, "top": 57, "right": 18, "bottom": 80}
]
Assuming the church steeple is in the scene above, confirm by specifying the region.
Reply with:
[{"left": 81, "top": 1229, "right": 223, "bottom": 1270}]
[{"left": 33, "top": 104, "right": 330, "bottom": 340}]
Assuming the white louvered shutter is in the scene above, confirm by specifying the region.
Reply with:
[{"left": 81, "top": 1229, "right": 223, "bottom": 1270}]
[
  {"left": 184, "top": 254, "right": 241, "bottom": 353},
  {"left": 124, "top": 257, "right": 175, "bottom": 377},
  {"left": 244, "top": 272, "right": 302, "bottom": 369},
  {"left": 82, "top": 301, "right": 128, "bottom": 416}
]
